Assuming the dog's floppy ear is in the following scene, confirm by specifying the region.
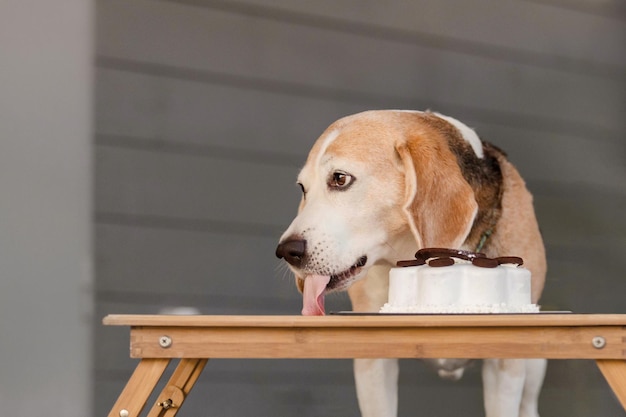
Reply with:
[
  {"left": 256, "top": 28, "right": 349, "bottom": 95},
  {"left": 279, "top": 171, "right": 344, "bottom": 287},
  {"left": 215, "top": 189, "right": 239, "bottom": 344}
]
[{"left": 396, "top": 139, "right": 477, "bottom": 249}]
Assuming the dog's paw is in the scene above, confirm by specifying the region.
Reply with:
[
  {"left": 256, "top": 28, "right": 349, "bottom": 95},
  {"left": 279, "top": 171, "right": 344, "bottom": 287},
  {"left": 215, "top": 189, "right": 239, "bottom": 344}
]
[{"left": 437, "top": 368, "right": 465, "bottom": 381}]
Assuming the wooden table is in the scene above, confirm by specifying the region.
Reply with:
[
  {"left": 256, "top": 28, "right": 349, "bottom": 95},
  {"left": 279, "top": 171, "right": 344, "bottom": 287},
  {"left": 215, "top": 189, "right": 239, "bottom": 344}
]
[{"left": 103, "top": 314, "right": 626, "bottom": 416}]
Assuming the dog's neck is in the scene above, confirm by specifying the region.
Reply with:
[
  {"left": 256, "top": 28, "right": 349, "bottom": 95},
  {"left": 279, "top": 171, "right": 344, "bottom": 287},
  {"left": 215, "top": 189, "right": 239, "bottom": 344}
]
[{"left": 459, "top": 142, "right": 505, "bottom": 253}]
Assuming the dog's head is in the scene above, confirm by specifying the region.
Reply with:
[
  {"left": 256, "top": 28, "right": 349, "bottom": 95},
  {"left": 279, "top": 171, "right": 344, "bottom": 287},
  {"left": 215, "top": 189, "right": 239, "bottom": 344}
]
[{"left": 276, "top": 110, "right": 480, "bottom": 314}]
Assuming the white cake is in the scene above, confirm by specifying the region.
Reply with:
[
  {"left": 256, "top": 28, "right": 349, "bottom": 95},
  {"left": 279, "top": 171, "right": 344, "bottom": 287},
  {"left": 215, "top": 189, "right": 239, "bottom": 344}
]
[{"left": 380, "top": 250, "right": 539, "bottom": 314}]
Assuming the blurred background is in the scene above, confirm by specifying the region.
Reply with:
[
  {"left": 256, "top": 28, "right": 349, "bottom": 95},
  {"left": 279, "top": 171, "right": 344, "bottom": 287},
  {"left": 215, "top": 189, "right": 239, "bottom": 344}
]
[{"left": 1, "top": 0, "right": 625, "bottom": 416}]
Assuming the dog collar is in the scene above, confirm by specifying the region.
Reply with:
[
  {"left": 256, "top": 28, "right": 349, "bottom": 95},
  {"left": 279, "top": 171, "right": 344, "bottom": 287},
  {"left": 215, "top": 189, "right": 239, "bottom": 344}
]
[{"left": 474, "top": 228, "right": 493, "bottom": 253}]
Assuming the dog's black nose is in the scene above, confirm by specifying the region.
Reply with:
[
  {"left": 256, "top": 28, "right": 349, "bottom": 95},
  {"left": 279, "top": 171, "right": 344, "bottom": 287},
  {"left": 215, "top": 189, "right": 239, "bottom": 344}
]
[{"left": 275, "top": 238, "right": 307, "bottom": 268}]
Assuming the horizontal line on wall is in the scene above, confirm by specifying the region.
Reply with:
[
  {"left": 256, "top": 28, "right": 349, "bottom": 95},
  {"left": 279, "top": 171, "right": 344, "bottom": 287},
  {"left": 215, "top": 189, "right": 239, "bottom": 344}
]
[
  {"left": 544, "top": 242, "right": 625, "bottom": 265},
  {"left": 94, "top": 364, "right": 481, "bottom": 387},
  {"left": 522, "top": 0, "right": 626, "bottom": 21},
  {"left": 96, "top": 289, "right": 299, "bottom": 312},
  {"left": 165, "top": 0, "right": 625, "bottom": 80},
  {"left": 96, "top": 56, "right": 415, "bottom": 107},
  {"left": 95, "top": 368, "right": 352, "bottom": 386},
  {"left": 527, "top": 178, "right": 626, "bottom": 205},
  {"left": 95, "top": 210, "right": 622, "bottom": 247},
  {"left": 96, "top": 134, "right": 304, "bottom": 168},
  {"left": 96, "top": 57, "right": 622, "bottom": 144},
  {"left": 93, "top": 132, "right": 626, "bottom": 203},
  {"left": 95, "top": 179, "right": 625, "bottom": 241},
  {"left": 95, "top": 211, "right": 287, "bottom": 238}
]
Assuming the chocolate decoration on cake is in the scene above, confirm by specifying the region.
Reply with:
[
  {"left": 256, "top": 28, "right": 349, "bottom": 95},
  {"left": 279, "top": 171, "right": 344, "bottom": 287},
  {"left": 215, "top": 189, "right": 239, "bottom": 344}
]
[
  {"left": 396, "top": 259, "right": 426, "bottom": 267},
  {"left": 471, "top": 257, "right": 499, "bottom": 268},
  {"left": 396, "top": 248, "right": 525, "bottom": 269},
  {"left": 428, "top": 257, "right": 455, "bottom": 267},
  {"left": 415, "top": 248, "right": 486, "bottom": 262},
  {"left": 496, "top": 256, "right": 524, "bottom": 266}
]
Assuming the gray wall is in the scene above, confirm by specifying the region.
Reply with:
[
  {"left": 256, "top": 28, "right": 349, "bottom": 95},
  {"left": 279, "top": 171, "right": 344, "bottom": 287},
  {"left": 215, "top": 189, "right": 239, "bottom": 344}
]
[
  {"left": 94, "top": 1, "right": 626, "bottom": 416},
  {"left": 0, "top": 1, "right": 93, "bottom": 416}
]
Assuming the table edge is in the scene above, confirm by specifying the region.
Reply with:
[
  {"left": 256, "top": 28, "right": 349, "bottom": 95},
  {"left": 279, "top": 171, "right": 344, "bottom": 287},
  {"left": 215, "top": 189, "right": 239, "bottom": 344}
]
[{"left": 103, "top": 314, "right": 626, "bottom": 328}]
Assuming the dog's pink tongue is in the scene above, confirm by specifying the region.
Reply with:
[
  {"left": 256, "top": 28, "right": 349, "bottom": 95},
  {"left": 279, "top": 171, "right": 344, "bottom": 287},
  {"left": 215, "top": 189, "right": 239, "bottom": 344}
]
[{"left": 302, "top": 275, "right": 331, "bottom": 316}]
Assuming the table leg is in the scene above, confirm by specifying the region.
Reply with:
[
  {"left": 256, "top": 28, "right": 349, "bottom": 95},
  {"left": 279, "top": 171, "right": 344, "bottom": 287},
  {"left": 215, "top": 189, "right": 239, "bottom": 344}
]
[
  {"left": 596, "top": 359, "right": 626, "bottom": 411},
  {"left": 108, "top": 358, "right": 170, "bottom": 417},
  {"left": 146, "top": 358, "right": 209, "bottom": 417}
]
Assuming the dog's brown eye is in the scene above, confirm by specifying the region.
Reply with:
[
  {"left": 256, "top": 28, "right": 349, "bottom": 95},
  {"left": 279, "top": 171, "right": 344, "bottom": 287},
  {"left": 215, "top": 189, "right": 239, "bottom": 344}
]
[
  {"left": 328, "top": 171, "right": 354, "bottom": 190},
  {"left": 297, "top": 182, "right": 306, "bottom": 198}
]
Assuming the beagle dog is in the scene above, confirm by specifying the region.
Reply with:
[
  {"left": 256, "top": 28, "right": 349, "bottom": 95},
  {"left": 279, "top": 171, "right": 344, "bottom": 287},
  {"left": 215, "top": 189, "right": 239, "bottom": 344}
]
[{"left": 276, "top": 110, "right": 547, "bottom": 417}]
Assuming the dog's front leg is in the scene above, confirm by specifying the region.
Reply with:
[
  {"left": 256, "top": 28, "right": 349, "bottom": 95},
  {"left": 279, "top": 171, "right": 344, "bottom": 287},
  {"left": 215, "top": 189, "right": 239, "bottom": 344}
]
[
  {"left": 482, "top": 358, "right": 526, "bottom": 417},
  {"left": 354, "top": 358, "right": 399, "bottom": 417},
  {"left": 348, "top": 266, "right": 398, "bottom": 417},
  {"left": 519, "top": 359, "right": 546, "bottom": 417}
]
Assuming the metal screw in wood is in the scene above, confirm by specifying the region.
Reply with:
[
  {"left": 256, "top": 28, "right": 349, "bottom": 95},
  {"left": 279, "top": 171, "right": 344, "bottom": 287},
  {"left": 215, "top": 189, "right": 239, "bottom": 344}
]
[
  {"left": 158, "top": 398, "right": 174, "bottom": 409},
  {"left": 592, "top": 336, "right": 606, "bottom": 349},
  {"left": 159, "top": 335, "right": 172, "bottom": 348}
]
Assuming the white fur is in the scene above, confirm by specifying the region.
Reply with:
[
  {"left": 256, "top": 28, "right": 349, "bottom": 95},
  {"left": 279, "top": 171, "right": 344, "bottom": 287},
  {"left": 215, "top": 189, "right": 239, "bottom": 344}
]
[
  {"left": 433, "top": 112, "right": 484, "bottom": 158},
  {"left": 312, "top": 128, "right": 340, "bottom": 170},
  {"left": 354, "top": 358, "right": 399, "bottom": 417}
]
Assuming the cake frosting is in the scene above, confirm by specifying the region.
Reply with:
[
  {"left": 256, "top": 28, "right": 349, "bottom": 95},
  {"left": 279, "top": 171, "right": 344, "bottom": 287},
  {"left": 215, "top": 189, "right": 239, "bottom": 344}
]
[{"left": 380, "top": 248, "right": 539, "bottom": 314}]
